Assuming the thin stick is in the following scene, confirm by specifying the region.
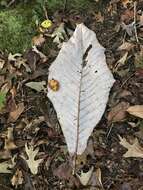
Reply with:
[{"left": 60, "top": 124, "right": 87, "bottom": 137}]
[
  {"left": 106, "top": 123, "right": 114, "bottom": 140},
  {"left": 120, "top": 72, "right": 135, "bottom": 88},
  {"left": 133, "top": 1, "right": 139, "bottom": 43}
]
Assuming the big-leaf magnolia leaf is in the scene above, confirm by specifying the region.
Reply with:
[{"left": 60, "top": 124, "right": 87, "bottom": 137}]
[{"left": 47, "top": 24, "right": 115, "bottom": 155}]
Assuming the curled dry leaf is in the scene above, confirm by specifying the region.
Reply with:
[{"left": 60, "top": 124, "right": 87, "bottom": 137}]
[
  {"left": 114, "top": 52, "right": 128, "bottom": 70},
  {"left": 11, "top": 168, "right": 23, "bottom": 188},
  {"left": 120, "top": 9, "right": 134, "bottom": 24},
  {"left": 48, "top": 23, "right": 115, "bottom": 155},
  {"left": 120, "top": 182, "right": 132, "bottom": 190},
  {"left": 32, "top": 34, "right": 45, "bottom": 47},
  {"left": 1, "top": 82, "right": 11, "bottom": 94},
  {"left": 0, "top": 161, "right": 12, "bottom": 173},
  {"left": 4, "top": 127, "right": 17, "bottom": 150},
  {"left": 10, "top": 86, "right": 17, "bottom": 98},
  {"left": 139, "top": 13, "right": 143, "bottom": 27},
  {"left": 0, "top": 156, "right": 16, "bottom": 173},
  {"left": 121, "top": 0, "right": 133, "bottom": 8},
  {"left": 23, "top": 143, "right": 43, "bottom": 175},
  {"left": 118, "top": 90, "right": 132, "bottom": 98},
  {"left": 53, "top": 162, "right": 72, "bottom": 180},
  {"left": 32, "top": 46, "right": 47, "bottom": 62},
  {"left": 0, "top": 82, "right": 11, "bottom": 111},
  {"left": 134, "top": 47, "right": 143, "bottom": 68},
  {"left": 95, "top": 168, "right": 103, "bottom": 188},
  {"left": 25, "top": 81, "right": 46, "bottom": 92},
  {"left": 0, "top": 58, "right": 5, "bottom": 69},
  {"left": 76, "top": 153, "right": 87, "bottom": 166},
  {"left": 94, "top": 12, "right": 104, "bottom": 23},
  {"left": 0, "top": 150, "right": 11, "bottom": 159},
  {"left": 8, "top": 102, "right": 25, "bottom": 123},
  {"left": 6, "top": 96, "right": 17, "bottom": 113},
  {"left": 51, "top": 23, "right": 68, "bottom": 47},
  {"left": 121, "top": 22, "right": 134, "bottom": 36},
  {"left": 107, "top": 102, "right": 130, "bottom": 122},
  {"left": 127, "top": 105, "right": 143, "bottom": 119},
  {"left": 90, "top": 168, "right": 104, "bottom": 190},
  {"left": 117, "top": 42, "right": 134, "bottom": 51},
  {"left": 24, "top": 116, "right": 45, "bottom": 130},
  {"left": 119, "top": 135, "right": 143, "bottom": 158},
  {"left": 77, "top": 166, "right": 94, "bottom": 186},
  {"left": 76, "top": 138, "right": 94, "bottom": 168},
  {"left": 14, "top": 57, "right": 31, "bottom": 73},
  {"left": 8, "top": 53, "right": 22, "bottom": 62}
]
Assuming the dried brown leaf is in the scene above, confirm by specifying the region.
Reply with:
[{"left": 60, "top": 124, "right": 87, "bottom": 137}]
[
  {"left": 121, "top": 0, "right": 133, "bottom": 8},
  {"left": 1, "top": 82, "right": 11, "bottom": 94},
  {"left": 90, "top": 168, "right": 104, "bottom": 190},
  {"left": 23, "top": 143, "right": 43, "bottom": 175},
  {"left": 11, "top": 168, "right": 23, "bottom": 188},
  {"left": 107, "top": 102, "right": 130, "bottom": 122},
  {"left": 0, "top": 58, "right": 5, "bottom": 69},
  {"left": 114, "top": 52, "right": 128, "bottom": 70},
  {"left": 139, "top": 13, "right": 143, "bottom": 26},
  {"left": 127, "top": 105, "right": 143, "bottom": 119},
  {"left": 119, "top": 135, "right": 143, "bottom": 158},
  {"left": 14, "top": 57, "right": 31, "bottom": 73},
  {"left": 0, "top": 150, "right": 11, "bottom": 159},
  {"left": 94, "top": 12, "right": 104, "bottom": 23},
  {"left": 4, "top": 127, "right": 17, "bottom": 150},
  {"left": 121, "top": 9, "right": 134, "bottom": 24},
  {"left": 117, "top": 42, "right": 134, "bottom": 51},
  {"left": 0, "top": 157, "right": 16, "bottom": 173},
  {"left": 8, "top": 53, "right": 22, "bottom": 62},
  {"left": 32, "top": 46, "right": 47, "bottom": 62},
  {"left": 76, "top": 154, "right": 87, "bottom": 166},
  {"left": 0, "top": 161, "right": 12, "bottom": 173},
  {"left": 32, "top": 34, "right": 45, "bottom": 47},
  {"left": 8, "top": 103, "right": 25, "bottom": 122},
  {"left": 121, "top": 22, "right": 134, "bottom": 36},
  {"left": 77, "top": 167, "right": 94, "bottom": 186},
  {"left": 53, "top": 162, "right": 72, "bottom": 180}
]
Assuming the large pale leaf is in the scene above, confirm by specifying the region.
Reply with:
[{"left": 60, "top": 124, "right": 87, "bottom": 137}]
[{"left": 47, "top": 24, "right": 115, "bottom": 155}]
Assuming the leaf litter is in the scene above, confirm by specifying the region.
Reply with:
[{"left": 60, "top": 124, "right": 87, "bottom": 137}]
[{"left": 0, "top": 0, "right": 143, "bottom": 189}]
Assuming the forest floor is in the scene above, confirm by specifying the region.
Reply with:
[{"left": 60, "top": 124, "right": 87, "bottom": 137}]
[{"left": 0, "top": 0, "right": 143, "bottom": 190}]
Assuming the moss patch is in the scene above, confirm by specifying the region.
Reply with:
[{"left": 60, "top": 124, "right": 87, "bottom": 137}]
[{"left": 0, "top": 8, "right": 36, "bottom": 53}]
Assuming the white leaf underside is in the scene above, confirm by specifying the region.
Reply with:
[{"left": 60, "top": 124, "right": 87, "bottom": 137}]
[{"left": 48, "top": 24, "right": 115, "bottom": 155}]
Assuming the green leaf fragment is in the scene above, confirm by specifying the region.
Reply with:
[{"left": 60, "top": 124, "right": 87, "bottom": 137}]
[{"left": 0, "top": 91, "right": 6, "bottom": 110}]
